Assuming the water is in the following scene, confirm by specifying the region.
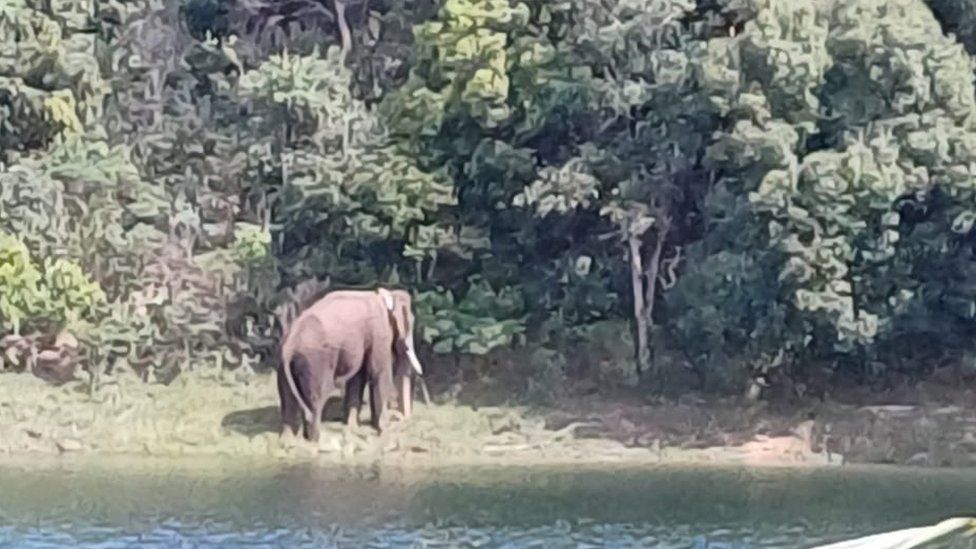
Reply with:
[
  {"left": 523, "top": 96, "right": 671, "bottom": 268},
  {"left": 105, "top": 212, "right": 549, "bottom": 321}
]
[{"left": 0, "top": 458, "right": 975, "bottom": 548}]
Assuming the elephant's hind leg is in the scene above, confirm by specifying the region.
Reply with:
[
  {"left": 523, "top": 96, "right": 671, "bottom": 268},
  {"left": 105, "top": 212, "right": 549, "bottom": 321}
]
[
  {"left": 295, "top": 348, "right": 339, "bottom": 443},
  {"left": 286, "top": 354, "right": 318, "bottom": 442},
  {"left": 276, "top": 365, "right": 302, "bottom": 437}
]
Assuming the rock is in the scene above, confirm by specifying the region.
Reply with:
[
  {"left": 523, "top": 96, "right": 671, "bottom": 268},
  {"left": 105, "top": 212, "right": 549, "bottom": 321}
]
[
  {"left": 34, "top": 348, "right": 78, "bottom": 384},
  {"left": 861, "top": 405, "right": 916, "bottom": 417},
  {"left": 199, "top": 223, "right": 235, "bottom": 250},
  {"left": 56, "top": 439, "right": 83, "bottom": 453},
  {"left": 791, "top": 419, "right": 816, "bottom": 446},
  {"left": 0, "top": 334, "right": 33, "bottom": 371},
  {"left": 932, "top": 406, "right": 963, "bottom": 416},
  {"left": 319, "top": 436, "right": 342, "bottom": 453},
  {"left": 906, "top": 452, "right": 929, "bottom": 466},
  {"left": 36, "top": 349, "right": 61, "bottom": 362},
  {"left": 634, "top": 433, "right": 655, "bottom": 447},
  {"left": 54, "top": 331, "right": 78, "bottom": 349}
]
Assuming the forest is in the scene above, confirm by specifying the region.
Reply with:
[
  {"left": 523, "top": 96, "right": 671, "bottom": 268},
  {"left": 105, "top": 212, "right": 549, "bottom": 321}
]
[{"left": 4, "top": 0, "right": 976, "bottom": 404}]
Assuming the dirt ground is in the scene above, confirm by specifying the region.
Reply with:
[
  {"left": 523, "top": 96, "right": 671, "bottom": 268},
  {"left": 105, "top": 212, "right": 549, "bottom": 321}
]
[{"left": 3, "top": 365, "right": 976, "bottom": 469}]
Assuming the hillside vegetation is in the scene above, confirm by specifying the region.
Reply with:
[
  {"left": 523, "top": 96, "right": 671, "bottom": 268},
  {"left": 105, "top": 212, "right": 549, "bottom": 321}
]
[{"left": 4, "top": 0, "right": 976, "bottom": 406}]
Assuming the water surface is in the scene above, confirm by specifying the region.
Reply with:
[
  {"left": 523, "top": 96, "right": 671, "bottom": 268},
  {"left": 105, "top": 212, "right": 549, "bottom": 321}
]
[{"left": 1, "top": 458, "right": 975, "bottom": 547}]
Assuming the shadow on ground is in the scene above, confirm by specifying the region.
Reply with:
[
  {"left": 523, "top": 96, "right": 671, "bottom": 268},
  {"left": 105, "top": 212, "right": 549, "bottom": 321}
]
[
  {"left": 221, "top": 406, "right": 280, "bottom": 437},
  {"left": 221, "top": 400, "right": 349, "bottom": 437}
]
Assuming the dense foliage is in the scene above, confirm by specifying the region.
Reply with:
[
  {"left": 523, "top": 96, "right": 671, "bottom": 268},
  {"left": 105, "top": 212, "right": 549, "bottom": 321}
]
[{"left": 3, "top": 0, "right": 976, "bottom": 398}]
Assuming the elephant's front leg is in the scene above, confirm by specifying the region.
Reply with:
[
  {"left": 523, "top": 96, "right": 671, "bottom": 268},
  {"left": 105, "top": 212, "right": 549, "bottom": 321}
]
[
  {"left": 396, "top": 369, "right": 413, "bottom": 419},
  {"left": 343, "top": 368, "right": 367, "bottom": 429},
  {"left": 368, "top": 360, "right": 396, "bottom": 433}
]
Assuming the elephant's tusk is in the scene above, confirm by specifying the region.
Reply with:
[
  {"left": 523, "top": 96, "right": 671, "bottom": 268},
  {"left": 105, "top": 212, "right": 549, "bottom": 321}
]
[
  {"left": 408, "top": 348, "right": 423, "bottom": 375},
  {"left": 418, "top": 376, "right": 432, "bottom": 405}
]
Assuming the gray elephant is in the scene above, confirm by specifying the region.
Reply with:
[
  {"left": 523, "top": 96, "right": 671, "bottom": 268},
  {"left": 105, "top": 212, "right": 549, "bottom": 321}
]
[{"left": 277, "top": 287, "right": 424, "bottom": 442}]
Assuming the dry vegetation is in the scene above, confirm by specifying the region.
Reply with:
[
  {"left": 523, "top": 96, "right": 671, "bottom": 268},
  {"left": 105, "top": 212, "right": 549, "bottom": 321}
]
[{"left": 4, "top": 366, "right": 976, "bottom": 469}]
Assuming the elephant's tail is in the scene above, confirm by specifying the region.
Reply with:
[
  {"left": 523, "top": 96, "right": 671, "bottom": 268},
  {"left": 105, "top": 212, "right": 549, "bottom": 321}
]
[{"left": 281, "top": 343, "right": 314, "bottom": 424}]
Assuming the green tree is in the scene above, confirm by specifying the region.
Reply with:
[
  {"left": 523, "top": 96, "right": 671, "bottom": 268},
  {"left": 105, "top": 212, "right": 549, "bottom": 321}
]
[
  {"left": 689, "top": 0, "right": 976, "bottom": 386},
  {"left": 511, "top": 0, "right": 719, "bottom": 379}
]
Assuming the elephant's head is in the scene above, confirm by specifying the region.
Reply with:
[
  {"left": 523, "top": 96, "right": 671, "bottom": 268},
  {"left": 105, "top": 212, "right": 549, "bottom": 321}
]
[{"left": 377, "top": 288, "right": 423, "bottom": 376}]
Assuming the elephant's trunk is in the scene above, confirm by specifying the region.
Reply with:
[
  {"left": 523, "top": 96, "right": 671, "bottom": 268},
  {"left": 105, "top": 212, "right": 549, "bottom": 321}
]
[{"left": 281, "top": 343, "right": 313, "bottom": 424}]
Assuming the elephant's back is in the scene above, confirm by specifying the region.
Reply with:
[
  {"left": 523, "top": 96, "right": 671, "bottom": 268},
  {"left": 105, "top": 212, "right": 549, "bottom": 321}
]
[
  {"left": 307, "top": 291, "right": 383, "bottom": 319},
  {"left": 287, "top": 291, "right": 384, "bottom": 347}
]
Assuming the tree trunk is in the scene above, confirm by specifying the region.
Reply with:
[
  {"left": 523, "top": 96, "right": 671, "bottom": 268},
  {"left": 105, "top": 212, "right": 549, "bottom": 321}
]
[
  {"left": 628, "top": 235, "right": 650, "bottom": 376},
  {"left": 337, "top": 6, "right": 352, "bottom": 161},
  {"left": 627, "top": 214, "right": 671, "bottom": 380},
  {"left": 88, "top": 351, "right": 102, "bottom": 396},
  {"left": 333, "top": 0, "right": 352, "bottom": 60},
  {"left": 426, "top": 251, "right": 438, "bottom": 282},
  {"left": 642, "top": 223, "right": 669, "bottom": 378}
]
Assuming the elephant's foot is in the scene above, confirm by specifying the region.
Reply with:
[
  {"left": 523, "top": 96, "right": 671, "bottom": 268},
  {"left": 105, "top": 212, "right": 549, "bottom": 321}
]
[
  {"left": 385, "top": 409, "right": 406, "bottom": 425},
  {"left": 279, "top": 418, "right": 302, "bottom": 438},
  {"left": 279, "top": 428, "right": 303, "bottom": 451},
  {"left": 345, "top": 407, "right": 361, "bottom": 430},
  {"left": 371, "top": 414, "right": 391, "bottom": 435},
  {"left": 303, "top": 421, "right": 322, "bottom": 443},
  {"left": 398, "top": 375, "right": 413, "bottom": 418}
]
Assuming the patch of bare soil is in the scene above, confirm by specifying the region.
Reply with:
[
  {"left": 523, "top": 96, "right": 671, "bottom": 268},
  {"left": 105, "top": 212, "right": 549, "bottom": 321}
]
[
  {"left": 536, "top": 375, "right": 976, "bottom": 468},
  {"left": 0, "top": 369, "right": 972, "bottom": 468}
]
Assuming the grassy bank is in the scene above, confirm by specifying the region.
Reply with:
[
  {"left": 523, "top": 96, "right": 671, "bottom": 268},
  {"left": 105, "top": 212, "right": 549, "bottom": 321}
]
[{"left": 1, "top": 369, "right": 975, "bottom": 468}]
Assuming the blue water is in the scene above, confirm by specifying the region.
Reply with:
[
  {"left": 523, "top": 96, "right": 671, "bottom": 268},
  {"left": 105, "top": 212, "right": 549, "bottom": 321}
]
[{"left": 0, "top": 459, "right": 974, "bottom": 547}]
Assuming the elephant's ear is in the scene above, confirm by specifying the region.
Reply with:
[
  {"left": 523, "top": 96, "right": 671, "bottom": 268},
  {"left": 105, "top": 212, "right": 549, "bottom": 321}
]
[
  {"left": 378, "top": 288, "right": 395, "bottom": 312},
  {"left": 399, "top": 302, "right": 412, "bottom": 334},
  {"left": 378, "top": 288, "right": 424, "bottom": 375},
  {"left": 377, "top": 288, "right": 399, "bottom": 338}
]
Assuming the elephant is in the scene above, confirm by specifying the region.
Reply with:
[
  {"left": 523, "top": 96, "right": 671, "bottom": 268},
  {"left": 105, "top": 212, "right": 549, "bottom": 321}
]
[
  {"left": 277, "top": 287, "right": 424, "bottom": 442},
  {"left": 338, "top": 289, "right": 424, "bottom": 427}
]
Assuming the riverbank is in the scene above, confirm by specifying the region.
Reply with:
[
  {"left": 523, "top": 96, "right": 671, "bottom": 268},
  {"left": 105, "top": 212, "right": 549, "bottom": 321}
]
[{"left": 1, "top": 369, "right": 974, "bottom": 468}]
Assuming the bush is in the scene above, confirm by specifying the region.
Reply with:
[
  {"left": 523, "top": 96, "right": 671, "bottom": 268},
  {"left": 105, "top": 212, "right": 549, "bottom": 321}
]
[
  {"left": 0, "top": 232, "right": 105, "bottom": 335},
  {"left": 523, "top": 347, "right": 568, "bottom": 404},
  {"left": 414, "top": 279, "right": 527, "bottom": 355},
  {"left": 568, "top": 320, "right": 639, "bottom": 389},
  {"left": 0, "top": 233, "right": 45, "bottom": 334}
]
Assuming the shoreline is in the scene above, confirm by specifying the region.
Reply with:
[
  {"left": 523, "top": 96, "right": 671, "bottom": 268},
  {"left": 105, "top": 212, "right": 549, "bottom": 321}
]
[
  {"left": 0, "top": 453, "right": 954, "bottom": 480},
  {"left": 1, "top": 370, "right": 974, "bottom": 470}
]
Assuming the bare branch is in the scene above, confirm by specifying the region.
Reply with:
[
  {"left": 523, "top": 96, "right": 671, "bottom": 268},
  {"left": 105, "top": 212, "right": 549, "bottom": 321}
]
[
  {"left": 656, "top": 245, "right": 683, "bottom": 290},
  {"left": 332, "top": 0, "right": 353, "bottom": 59}
]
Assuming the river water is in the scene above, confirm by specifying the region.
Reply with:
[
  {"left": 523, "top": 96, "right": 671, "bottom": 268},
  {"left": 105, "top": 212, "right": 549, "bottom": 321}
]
[{"left": 0, "top": 458, "right": 975, "bottom": 548}]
